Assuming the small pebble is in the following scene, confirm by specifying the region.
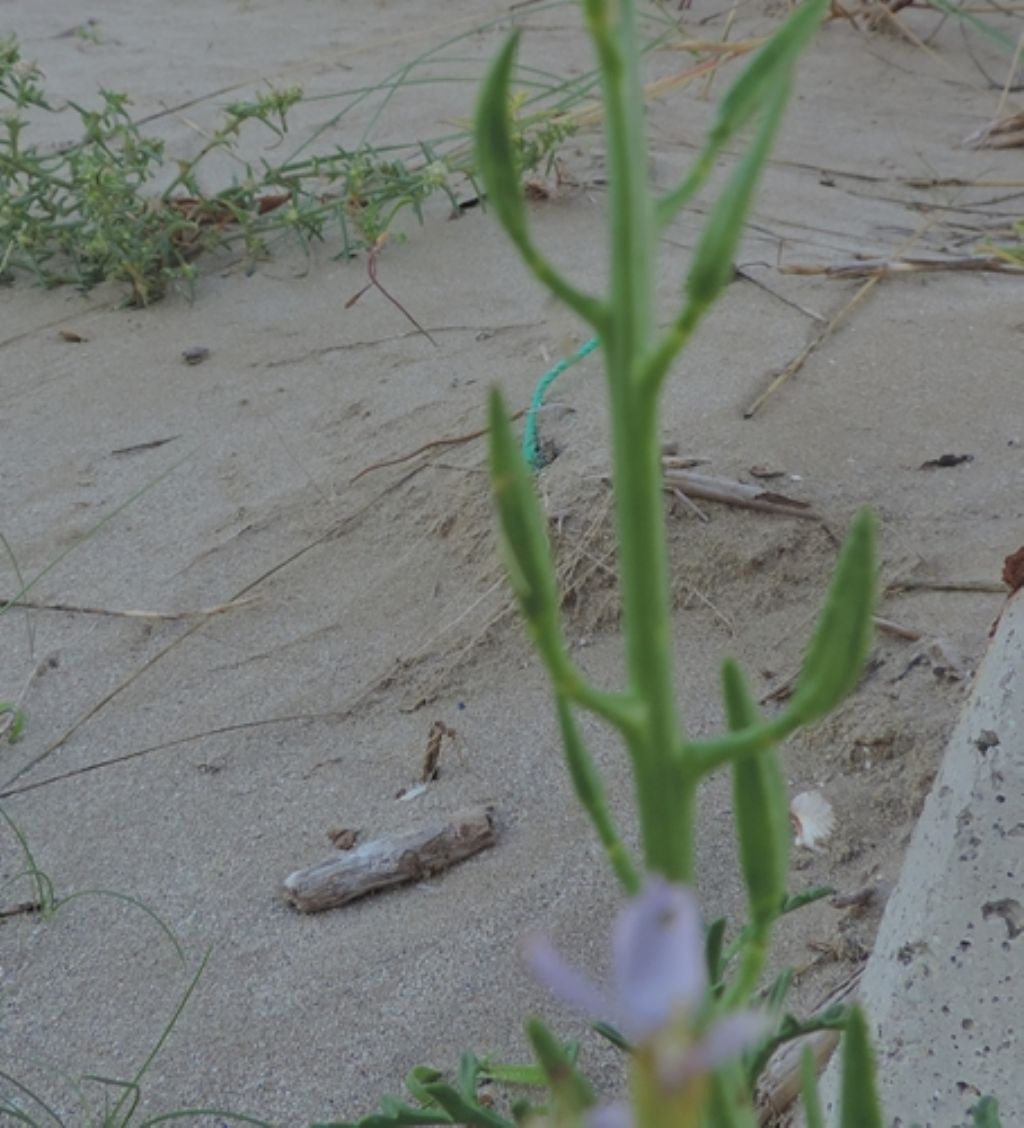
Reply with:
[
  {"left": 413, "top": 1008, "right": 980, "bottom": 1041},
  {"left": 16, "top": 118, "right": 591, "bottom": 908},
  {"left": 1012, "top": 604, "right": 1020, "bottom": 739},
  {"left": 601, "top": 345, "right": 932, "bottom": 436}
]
[{"left": 182, "top": 346, "right": 210, "bottom": 366}]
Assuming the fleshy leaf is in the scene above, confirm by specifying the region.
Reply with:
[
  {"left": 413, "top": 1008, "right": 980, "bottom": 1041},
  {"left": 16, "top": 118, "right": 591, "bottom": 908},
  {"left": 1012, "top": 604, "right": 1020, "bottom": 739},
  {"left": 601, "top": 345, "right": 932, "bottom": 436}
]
[
  {"left": 474, "top": 34, "right": 529, "bottom": 249},
  {"left": 786, "top": 510, "right": 877, "bottom": 726},
  {"left": 723, "top": 660, "right": 789, "bottom": 928},
  {"left": 556, "top": 695, "right": 640, "bottom": 893},
  {"left": 685, "top": 78, "right": 791, "bottom": 312},
  {"left": 488, "top": 388, "right": 562, "bottom": 642},
  {"left": 657, "top": 0, "right": 830, "bottom": 226}
]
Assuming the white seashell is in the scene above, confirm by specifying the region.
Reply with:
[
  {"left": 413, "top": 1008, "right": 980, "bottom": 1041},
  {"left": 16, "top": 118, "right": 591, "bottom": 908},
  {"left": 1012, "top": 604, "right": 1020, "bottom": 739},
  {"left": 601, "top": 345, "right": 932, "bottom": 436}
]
[{"left": 790, "top": 790, "right": 835, "bottom": 850}]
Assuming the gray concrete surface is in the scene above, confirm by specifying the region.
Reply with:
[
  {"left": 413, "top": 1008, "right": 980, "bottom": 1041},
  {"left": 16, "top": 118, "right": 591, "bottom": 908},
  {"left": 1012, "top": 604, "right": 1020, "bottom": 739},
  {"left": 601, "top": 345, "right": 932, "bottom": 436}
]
[{"left": 822, "top": 588, "right": 1023, "bottom": 1127}]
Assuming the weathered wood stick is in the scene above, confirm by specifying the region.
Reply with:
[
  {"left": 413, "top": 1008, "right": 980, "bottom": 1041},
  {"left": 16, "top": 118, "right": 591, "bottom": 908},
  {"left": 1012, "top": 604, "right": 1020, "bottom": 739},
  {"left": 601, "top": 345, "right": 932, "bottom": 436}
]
[
  {"left": 782, "top": 255, "right": 1024, "bottom": 278},
  {"left": 756, "top": 967, "right": 862, "bottom": 1124},
  {"left": 283, "top": 804, "right": 497, "bottom": 913},
  {"left": 662, "top": 468, "right": 821, "bottom": 521}
]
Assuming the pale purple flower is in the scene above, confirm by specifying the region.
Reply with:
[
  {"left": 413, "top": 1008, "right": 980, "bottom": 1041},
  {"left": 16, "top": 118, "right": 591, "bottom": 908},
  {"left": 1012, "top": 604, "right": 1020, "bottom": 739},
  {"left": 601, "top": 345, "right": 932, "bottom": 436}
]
[{"left": 526, "top": 878, "right": 767, "bottom": 1097}]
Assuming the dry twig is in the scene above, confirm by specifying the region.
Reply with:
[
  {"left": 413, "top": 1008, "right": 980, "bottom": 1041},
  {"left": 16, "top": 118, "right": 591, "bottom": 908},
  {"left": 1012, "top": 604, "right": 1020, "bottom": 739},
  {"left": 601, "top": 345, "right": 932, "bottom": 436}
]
[
  {"left": 283, "top": 805, "right": 497, "bottom": 912},
  {"left": 782, "top": 255, "right": 1024, "bottom": 277}
]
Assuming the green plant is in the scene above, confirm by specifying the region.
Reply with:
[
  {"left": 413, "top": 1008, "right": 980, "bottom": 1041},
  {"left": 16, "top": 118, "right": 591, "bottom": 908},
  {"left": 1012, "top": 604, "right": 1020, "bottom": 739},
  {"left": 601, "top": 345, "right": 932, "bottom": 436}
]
[
  {"left": 332, "top": 0, "right": 1002, "bottom": 1122},
  {"left": 479, "top": 0, "right": 870, "bottom": 886},
  {"left": 0, "top": 27, "right": 582, "bottom": 305},
  {"left": 0, "top": 1, "right": 735, "bottom": 306}
]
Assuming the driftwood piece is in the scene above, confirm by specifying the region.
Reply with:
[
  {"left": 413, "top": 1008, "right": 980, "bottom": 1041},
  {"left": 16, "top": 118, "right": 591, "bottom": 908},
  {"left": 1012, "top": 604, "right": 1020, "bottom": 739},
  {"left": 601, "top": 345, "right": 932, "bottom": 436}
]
[
  {"left": 662, "top": 468, "right": 821, "bottom": 521},
  {"left": 782, "top": 255, "right": 1024, "bottom": 279},
  {"left": 283, "top": 804, "right": 497, "bottom": 913},
  {"left": 756, "top": 967, "right": 862, "bottom": 1125}
]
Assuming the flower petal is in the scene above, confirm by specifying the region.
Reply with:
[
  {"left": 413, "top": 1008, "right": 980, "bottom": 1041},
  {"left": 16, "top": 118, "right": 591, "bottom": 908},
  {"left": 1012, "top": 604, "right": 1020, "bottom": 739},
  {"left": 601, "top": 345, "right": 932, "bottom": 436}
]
[
  {"left": 525, "top": 934, "right": 616, "bottom": 1025},
  {"left": 612, "top": 879, "right": 707, "bottom": 1040},
  {"left": 586, "top": 1102, "right": 633, "bottom": 1128},
  {"left": 657, "top": 1010, "right": 770, "bottom": 1090}
]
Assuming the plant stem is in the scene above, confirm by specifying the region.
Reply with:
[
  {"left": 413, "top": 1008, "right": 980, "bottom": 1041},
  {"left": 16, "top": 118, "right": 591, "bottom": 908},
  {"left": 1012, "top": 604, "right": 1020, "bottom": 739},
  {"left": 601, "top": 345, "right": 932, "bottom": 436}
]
[{"left": 594, "top": 0, "right": 689, "bottom": 879}]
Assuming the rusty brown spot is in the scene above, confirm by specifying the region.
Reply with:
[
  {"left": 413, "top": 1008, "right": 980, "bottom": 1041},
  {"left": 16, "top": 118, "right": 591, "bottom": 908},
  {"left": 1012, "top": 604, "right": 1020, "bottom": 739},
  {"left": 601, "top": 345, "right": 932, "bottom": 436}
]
[{"left": 1002, "top": 547, "right": 1024, "bottom": 593}]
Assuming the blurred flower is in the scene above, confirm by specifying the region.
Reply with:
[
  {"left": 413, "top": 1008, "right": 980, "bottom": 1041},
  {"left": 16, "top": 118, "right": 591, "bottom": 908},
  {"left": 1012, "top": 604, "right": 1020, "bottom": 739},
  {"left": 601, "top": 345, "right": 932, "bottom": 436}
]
[{"left": 527, "top": 878, "right": 767, "bottom": 1107}]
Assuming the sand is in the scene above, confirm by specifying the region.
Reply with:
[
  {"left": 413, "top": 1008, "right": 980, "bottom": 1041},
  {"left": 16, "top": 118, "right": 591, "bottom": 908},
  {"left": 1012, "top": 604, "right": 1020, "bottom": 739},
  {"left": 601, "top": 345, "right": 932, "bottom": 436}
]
[{"left": 1, "top": 1, "right": 1021, "bottom": 1123}]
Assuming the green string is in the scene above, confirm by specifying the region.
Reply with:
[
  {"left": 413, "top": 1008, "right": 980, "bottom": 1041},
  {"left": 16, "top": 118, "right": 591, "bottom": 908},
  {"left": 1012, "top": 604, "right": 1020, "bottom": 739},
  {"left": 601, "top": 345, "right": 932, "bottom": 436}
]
[{"left": 522, "top": 336, "right": 600, "bottom": 470}]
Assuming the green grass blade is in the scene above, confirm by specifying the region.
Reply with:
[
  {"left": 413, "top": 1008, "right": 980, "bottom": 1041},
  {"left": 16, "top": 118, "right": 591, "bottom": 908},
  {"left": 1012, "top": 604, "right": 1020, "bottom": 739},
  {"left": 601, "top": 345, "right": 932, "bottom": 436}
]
[
  {"left": 0, "top": 1066, "right": 65, "bottom": 1126},
  {"left": 0, "top": 801, "right": 54, "bottom": 911},
  {"left": 52, "top": 888, "right": 185, "bottom": 966},
  {"left": 108, "top": 949, "right": 211, "bottom": 1125}
]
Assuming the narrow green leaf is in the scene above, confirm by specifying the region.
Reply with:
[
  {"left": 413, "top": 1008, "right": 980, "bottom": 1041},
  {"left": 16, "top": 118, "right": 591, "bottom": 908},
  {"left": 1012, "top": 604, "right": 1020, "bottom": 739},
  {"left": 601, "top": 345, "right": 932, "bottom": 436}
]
[
  {"left": 488, "top": 388, "right": 562, "bottom": 646},
  {"left": 592, "top": 1020, "right": 632, "bottom": 1052},
  {"left": 479, "top": 1061, "right": 546, "bottom": 1087},
  {"left": 473, "top": 34, "right": 606, "bottom": 329},
  {"left": 556, "top": 694, "right": 640, "bottom": 893},
  {"left": 457, "top": 1053, "right": 482, "bottom": 1100},
  {"left": 709, "top": 0, "right": 828, "bottom": 152},
  {"left": 785, "top": 509, "right": 877, "bottom": 726},
  {"left": 657, "top": 0, "right": 829, "bottom": 226},
  {"left": 474, "top": 34, "right": 528, "bottom": 248},
  {"left": 480, "top": 1044, "right": 580, "bottom": 1088},
  {"left": 800, "top": 1046, "right": 825, "bottom": 1128},
  {"left": 686, "top": 77, "right": 790, "bottom": 312},
  {"left": 723, "top": 659, "right": 789, "bottom": 929},
  {"left": 839, "top": 1006, "right": 884, "bottom": 1128},
  {"left": 745, "top": 1000, "right": 850, "bottom": 1088},
  {"left": 524, "top": 1017, "right": 595, "bottom": 1113}
]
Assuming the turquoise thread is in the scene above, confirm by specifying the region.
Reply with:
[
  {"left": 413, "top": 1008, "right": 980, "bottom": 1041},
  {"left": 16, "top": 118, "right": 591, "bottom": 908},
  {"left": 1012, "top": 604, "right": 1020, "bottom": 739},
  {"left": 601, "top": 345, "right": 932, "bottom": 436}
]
[{"left": 522, "top": 336, "right": 600, "bottom": 470}]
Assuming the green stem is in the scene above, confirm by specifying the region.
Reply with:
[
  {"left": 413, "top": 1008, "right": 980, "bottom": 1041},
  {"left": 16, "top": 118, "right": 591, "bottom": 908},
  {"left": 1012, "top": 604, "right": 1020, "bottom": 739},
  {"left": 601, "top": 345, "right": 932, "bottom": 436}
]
[{"left": 590, "top": 0, "right": 689, "bottom": 879}]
